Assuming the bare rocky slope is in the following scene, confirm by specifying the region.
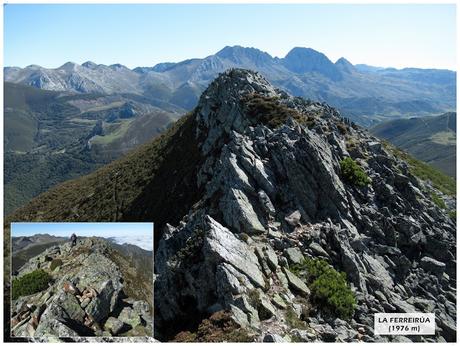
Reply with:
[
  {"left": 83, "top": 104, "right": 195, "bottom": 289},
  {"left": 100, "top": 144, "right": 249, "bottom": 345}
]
[
  {"left": 10, "top": 237, "right": 153, "bottom": 341},
  {"left": 5, "top": 69, "right": 456, "bottom": 342}
]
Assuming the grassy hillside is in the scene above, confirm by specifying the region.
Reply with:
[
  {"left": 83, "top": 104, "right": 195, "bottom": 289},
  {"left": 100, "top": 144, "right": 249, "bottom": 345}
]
[{"left": 371, "top": 113, "right": 456, "bottom": 177}]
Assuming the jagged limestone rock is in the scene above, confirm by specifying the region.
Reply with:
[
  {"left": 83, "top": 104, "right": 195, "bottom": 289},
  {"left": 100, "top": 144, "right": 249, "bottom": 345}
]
[
  {"left": 420, "top": 256, "right": 446, "bottom": 275},
  {"left": 282, "top": 267, "right": 310, "bottom": 297},
  {"left": 284, "top": 247, "right": 305, "bottom": 265}
]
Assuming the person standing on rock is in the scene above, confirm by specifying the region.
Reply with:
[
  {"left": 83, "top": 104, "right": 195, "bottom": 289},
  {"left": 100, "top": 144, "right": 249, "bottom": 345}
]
[{"left": 70, "top": 233, "right": 77, "bottom": 247}]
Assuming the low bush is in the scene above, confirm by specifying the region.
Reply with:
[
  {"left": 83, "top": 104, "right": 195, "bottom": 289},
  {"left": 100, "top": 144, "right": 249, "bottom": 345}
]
[
  {"left": 310, "top": 269, "right": 356, "bottom": 320},
  {"left": 242, "top": 93, "right": 307, "bottom": 128},
  {"left": 340, "top": 157, "right": 370, "bottom": 187},
  {"left": 12, "top": 269, "right": 51, "bottom": 300},
  {"left": 290, "top": 258, "right": 356, "bottom": 320}
]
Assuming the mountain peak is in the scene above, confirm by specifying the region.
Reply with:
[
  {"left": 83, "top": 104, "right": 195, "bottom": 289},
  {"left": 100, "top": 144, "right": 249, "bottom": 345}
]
[
  {"left": 282, "top": 47, "right": 341, "bottom": 79},
  {"left": 215, "top": 46, "right": 273, "bottom": 65},
  {"left": 335, "top": 57, "right": 352, "bottom": 65},
  {"left": 196, "top": 69, "right": 278, "bottom": 149},
  {"left": 197, "top": 68, "right": 277, "bottom": 114},
  {"left": 335, "top": 57, "right": 355, "bottom": 73},
  {"left": 82, "top": 61, "right": 98, "bottom": 69},
  {"left": 58, "top": 61, "right": 80, "bottom": 71},
  {"left": 109, "top": 63, "right": 129, "bottom": 71}
]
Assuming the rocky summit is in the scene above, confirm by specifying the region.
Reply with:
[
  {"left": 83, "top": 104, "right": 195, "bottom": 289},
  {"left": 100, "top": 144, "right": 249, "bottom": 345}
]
[
  {"left": 154, "top": 69, "right": 456, "bottom": 342},
  {"left": 10, "top": 237, "right": 153, "bottom": 341}
]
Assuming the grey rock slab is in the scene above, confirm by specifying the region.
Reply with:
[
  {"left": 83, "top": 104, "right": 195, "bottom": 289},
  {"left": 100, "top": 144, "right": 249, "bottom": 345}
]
[
  {"left": 264, "top": 245, "right": 278, "bottom": 272},
  {"left": 258, "top": 291, "right": 277, "bottom": 320},
  {"left": 282, "top": 267, "right": 310, "bottom": 297},
  {"left": 271, "top": 293, "right": 287, "bottom": 309},
  {"left": 104, "top": 316, "right": 125, "bottom": 336},
  {"left": 284, "top": 247, "right": 305, "bottom": 265},
  {"left": 118, "top": 307, "right": 142, "bottom": 328},
  {"left": 34, "top": 318, "right": 80, "bottom": 338},
  {"left": 309, "top": 322, "right": 337, "bottom": 342},
  {"left": 285, "top": 210, "right": 301, "bottom": 227},
  {"left": 54, "top": 291, "right": 86, "bottom": 323},
  {"left": 85, "top": 280, "right": 115, "bottom": 323},
  {"left": 290, "top": 329, "right": 317, "bottom": 341},
  {"left": 309, "top": 242, "right": 329, "bottom": 258},
  {"left": 229, "top": 304, "right": 250, "bottom": 328},
  {"left": 80, "top": 297, "right": 91, "bottom": 309},
  {"left": 204, "top": 216, "right": 266, "bottom": 288},
  {"left": 220, "top": 187, "right": 266, "bottom": 234},
  {"left": 420, "top": 256, "right": 446, "bottom": 275}
]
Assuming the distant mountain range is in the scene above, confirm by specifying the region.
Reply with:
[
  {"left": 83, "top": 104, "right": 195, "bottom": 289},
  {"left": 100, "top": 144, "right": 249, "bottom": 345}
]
[
  {"left": 371, "top": 112, "right": 456, "bottom": 177},
  {"left": 5, "top": 46, "right": 456, "bottom": 126},
  {"left": 12, "top": 233, "right": 67, "bottom": 254}
]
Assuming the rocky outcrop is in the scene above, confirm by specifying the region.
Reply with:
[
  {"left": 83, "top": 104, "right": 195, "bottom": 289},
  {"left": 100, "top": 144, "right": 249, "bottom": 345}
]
[
  {"left": 11, "top": 238, "right": 153, "bottom": 340},
  {"left": 154, "top": 69, "right": 456, "bottom": 342}
]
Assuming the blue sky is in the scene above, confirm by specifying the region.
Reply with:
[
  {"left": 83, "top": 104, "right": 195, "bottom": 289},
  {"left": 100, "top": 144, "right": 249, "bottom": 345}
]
[
  {"left": 11, "top": 222, "right": 153, "bottom": 238},
  {"left": 4, "top": 4, "right": 456, "bottom": 70}
]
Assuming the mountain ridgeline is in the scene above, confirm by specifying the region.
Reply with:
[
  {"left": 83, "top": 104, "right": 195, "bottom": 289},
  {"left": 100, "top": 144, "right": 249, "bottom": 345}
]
[
  {"left": 6, "top": 46, "right": 456, "bottom": 126},
  {"left": 6, "top": 70, "right": 456, "bottom": 342}
]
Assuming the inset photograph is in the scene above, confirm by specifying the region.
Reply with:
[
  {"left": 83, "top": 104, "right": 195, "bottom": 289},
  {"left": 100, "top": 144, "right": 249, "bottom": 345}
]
[{"left": 10, "top": 222, "right": 153, "bottom": 339}]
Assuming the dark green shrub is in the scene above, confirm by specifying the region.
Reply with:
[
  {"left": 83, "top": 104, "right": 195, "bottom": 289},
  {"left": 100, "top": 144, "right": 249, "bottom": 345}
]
[
  {"left": 50, "top": 259, "right": 63, "bottom": 271},
  {"left": 340, "top": 157, "right": 370, "bottom": 187},
  {"left": 310, "top": 269, "right": 356, "bottom": 320},
  {"left": 12, "top": 269, "right": 51, "bottom": 300},
  {"left": 290, "top": 258, "right": 356, "bottom": 320}
]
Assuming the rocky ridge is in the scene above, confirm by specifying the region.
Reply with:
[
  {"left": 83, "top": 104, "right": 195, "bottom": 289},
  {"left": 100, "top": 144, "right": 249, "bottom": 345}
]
[
  {"left": 11, "top": 237, "right": 153, "bottom": 341},
  {"left": 154, "top": 69, "right": 456, "bottom": 342}
]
